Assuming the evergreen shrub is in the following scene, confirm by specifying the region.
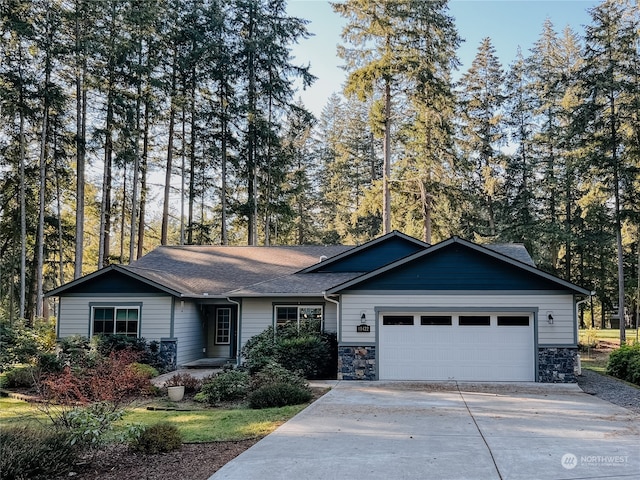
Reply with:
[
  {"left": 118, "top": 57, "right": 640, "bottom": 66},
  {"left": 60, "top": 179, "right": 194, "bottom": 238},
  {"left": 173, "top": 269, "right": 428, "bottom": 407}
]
[
  {"left": 606, "top": 343, "right": 640, "bottom": 385},
  {"left": 248, "top": 383, "right": 312, "bottom": 409},
  {"left": 130, "top": 423, "right": 182, "bottom": 454},
  {"left": 197, "top": 370, "right": 249, "bottom": 404}
]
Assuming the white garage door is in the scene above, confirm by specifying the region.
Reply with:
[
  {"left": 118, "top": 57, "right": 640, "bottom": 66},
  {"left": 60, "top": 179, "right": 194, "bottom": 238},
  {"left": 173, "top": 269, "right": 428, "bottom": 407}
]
[{"left": 379, "top": 313, "right": 534, "bottom": 381}]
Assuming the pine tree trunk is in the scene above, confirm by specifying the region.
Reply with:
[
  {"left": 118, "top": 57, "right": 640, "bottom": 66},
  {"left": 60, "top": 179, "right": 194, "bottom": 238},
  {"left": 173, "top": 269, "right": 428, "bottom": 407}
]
[
  {"left": 74, "top": 20, "right": 86, "bottom": 279},
  {"left": 187, "top": 74, "right": 196, "bottom": 245},
  {"left": 161, "top": 54, "right": 177, "bottom": 246},
  {"left": 36, "top": 56, "right": 50, "bottom": 318},
  {"left": 129, "top": 47, "right": 142, "bottom": 263},
  {"left": 19, "top": 100, "right": 26, "bottom": 320},
  {"left": 98, "top": 92, "right": 113, "bottom": 268},
  {"left": 137, "top": 100, "right": 150, "bottom": 259},
  {"left": 220, "top": 85, "right": 228, "bottom": 245},
  {"left": 382, "top": 78, "right": 391, "bottom": 234}
]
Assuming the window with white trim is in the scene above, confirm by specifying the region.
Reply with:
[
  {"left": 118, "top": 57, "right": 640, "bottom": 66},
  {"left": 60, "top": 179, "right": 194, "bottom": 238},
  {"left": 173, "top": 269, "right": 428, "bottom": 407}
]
[
  {"left": 275, "top": 305, "right": 323, "bottom": 330},
  {"left": 215, "top": 308, "right": 231, "bottom": 344},
  {"left": 92, "top": 307, "right": 139, "bottom": 337}
]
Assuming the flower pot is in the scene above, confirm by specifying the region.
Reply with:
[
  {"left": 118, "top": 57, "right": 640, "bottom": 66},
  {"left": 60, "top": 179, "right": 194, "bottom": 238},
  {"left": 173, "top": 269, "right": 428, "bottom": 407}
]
[{"left": 167, "top": 385, "right": 185, "bottom": 402}]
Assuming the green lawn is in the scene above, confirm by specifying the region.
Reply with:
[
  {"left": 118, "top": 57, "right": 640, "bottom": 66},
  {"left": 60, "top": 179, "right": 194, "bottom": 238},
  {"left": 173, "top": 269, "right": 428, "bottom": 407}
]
[
  {"left": 0, "top": 396, "right": 308, "bottom": 443},
  {"left": 121, "top": 404, "right": 306, "bottom": 442},
  {"left": 578, "top": 328, "right": 640, "bottom": 374}
]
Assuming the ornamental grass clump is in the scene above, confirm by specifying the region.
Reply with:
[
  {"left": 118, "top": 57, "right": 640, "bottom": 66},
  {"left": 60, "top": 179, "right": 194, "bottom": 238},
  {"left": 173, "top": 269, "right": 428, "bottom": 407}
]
[{"left": 0, "top": 425, "right": 77, "bottom": 480}]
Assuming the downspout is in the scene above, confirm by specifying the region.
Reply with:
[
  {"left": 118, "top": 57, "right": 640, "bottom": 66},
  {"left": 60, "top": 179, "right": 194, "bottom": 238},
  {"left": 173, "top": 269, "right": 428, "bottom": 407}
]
[
  {"left": 226, "top": 297, "right": 241, "bottom": 367},
  {"left": 323, "top": 292, "right": 340, "bottom": 340},
  {"left": 575, "top": 292, "right": 594, "bottom": 377}
]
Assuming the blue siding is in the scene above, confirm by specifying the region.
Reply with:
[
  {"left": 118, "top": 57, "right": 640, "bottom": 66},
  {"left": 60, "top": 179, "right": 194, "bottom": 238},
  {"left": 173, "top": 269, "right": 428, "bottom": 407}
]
[
  {"left": 348, "top": 244, "right": 566, "bottom": 291},
  {"left": 61, "top": 270, "right": 165, "bottom": 294},
  {"left": 315, "top": 237, "right": 424, "bottom": 272}
]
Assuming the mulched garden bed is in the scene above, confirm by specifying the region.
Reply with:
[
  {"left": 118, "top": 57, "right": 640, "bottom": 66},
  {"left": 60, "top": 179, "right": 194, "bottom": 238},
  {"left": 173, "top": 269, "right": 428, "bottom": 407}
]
[{"left": 54, "top": 440, "right": 259, "bottom": 480}]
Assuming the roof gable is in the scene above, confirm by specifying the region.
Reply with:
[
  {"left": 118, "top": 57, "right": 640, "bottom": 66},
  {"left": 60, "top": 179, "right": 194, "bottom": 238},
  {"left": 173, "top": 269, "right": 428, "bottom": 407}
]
[
  {"left": 46, "top": 266, "right": 178, "bottom": 296},
  {"left": 300, "top": 231, "right": 429, "bottom": 273},
  {"left": 327, "top": 237, "right": 590, "bottom": 294}
]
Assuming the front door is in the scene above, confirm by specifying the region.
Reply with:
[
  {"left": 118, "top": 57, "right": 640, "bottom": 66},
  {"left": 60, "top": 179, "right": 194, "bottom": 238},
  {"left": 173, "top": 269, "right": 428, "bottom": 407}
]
[{"left": 207, "top": 305, "right": 237, "bottom": 359}]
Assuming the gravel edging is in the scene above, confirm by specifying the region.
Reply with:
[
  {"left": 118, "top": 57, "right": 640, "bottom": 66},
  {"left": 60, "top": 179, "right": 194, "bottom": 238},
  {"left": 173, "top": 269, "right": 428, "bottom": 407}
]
[{"left": 577, "top": 369, "right": 640, "bottom": 415}]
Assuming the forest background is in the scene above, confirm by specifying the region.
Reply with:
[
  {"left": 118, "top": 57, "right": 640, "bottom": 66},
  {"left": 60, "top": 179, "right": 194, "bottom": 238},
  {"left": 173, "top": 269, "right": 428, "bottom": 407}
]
[{"left": 1, "top": 0, "right": 638, "bottom": 334}]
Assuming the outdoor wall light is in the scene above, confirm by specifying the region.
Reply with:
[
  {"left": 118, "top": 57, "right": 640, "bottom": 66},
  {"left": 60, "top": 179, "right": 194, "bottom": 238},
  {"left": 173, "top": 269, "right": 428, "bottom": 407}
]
[
  {"left": 547, "top": 314, "right": 554, "bottom": 324},
  {"left": 360, "top": 312, "right": 367, "bottom": 323}
]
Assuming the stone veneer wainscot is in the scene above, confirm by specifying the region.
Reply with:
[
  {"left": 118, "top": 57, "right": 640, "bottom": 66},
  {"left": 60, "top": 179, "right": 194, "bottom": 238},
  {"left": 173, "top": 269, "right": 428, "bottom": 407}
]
[
  {"left": 338, "top": 346, "right": 376, "bottom": 380},
  {"left": 538, "top": 347, "right": 577, "bottom": 383}
]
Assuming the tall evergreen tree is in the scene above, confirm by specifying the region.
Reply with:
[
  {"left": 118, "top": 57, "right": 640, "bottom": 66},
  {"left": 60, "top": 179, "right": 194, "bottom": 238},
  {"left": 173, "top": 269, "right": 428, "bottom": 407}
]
[
  {"left": 577, "top": 0, "right": 639, "bottom": 342},
  {"left": 457, "top": 37, "right": 507, "bottom": 239}
]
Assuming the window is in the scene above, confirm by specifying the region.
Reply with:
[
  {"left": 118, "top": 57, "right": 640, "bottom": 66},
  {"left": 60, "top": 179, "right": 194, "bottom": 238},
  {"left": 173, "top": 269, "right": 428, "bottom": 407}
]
[
  {"left": 420, "top": 315, "right": 452, "bottom": 326},
  {"left": 92, "top": 307, "right": 139, "bottom": 337},
  {"left": 383, "top": 315, "right": 414, "bottom": 326},
  {"left": 497, "top": 316, "right": 530, "bottom": 326},
  {"left": 275, "top": 305, "right": 323, "bottom": 330},
  {"left": 458, "top": 315, "right": 490, "bottom": 326},
  {"left": 215, "top": 308, "right": 231, "bottom": 344}
]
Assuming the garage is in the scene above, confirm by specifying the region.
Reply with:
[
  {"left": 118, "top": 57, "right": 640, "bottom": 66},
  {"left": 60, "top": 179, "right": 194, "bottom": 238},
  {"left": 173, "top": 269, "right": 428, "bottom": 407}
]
[{"left": 378, "top": 312, "right": 535, "bottom": 381}]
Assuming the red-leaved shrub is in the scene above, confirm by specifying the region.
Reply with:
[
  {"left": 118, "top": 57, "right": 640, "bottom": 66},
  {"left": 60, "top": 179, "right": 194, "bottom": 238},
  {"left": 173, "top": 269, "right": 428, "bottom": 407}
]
[{"left": 41, "top": 348, "right": 152, "bottom": 406}]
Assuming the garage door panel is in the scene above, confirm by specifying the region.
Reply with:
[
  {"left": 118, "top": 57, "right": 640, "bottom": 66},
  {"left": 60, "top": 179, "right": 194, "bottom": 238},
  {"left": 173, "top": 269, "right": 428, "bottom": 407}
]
[{"left": 379, "top": 313, "right": 534, "bottom": 381}]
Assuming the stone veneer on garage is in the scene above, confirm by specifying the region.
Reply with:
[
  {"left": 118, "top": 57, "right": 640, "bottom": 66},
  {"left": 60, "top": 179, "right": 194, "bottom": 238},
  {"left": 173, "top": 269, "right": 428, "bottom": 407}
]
[
  {"left": 338, "top": 345, "right": 376, "bottom": 380},
  {"left": 339, "top": 345, "right": 578, "bottom": 383},
  {"left": 537, "top": 347, "right": 578, "bottom": 383}
]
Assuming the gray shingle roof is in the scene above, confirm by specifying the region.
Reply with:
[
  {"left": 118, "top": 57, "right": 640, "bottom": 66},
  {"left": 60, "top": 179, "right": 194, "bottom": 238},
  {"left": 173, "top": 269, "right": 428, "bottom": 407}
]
[
  {"left": 485, "top": 244, "right": 536, "bottom": 266},
  {"left": 127, "top": 245, "right": 353, "bottom": 297},
  {"left": 47, "top": 235, "right": 544, "bottom": 299}
]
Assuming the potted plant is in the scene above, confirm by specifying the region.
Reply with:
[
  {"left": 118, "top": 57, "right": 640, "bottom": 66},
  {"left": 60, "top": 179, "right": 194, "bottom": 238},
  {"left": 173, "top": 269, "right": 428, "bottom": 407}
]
[{"left": 165, "top": 375, "right": 185, "bottom": 402}]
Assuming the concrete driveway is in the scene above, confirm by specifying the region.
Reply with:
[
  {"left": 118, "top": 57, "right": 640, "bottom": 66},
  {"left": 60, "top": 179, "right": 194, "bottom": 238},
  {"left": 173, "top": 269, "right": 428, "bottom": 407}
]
[{"left": 210, "top": 381, "right": 640, "bottom": 480}]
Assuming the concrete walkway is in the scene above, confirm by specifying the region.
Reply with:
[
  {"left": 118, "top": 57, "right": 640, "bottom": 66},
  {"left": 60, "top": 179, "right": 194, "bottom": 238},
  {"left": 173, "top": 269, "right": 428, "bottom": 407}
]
[{"left": 210, "top": 381, "right": 640, "bottom": 480}]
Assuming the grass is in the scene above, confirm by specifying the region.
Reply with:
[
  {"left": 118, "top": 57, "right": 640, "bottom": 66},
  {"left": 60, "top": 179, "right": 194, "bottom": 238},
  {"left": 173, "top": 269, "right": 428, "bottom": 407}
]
[
  {"left": 578, "top": 328, "right": 640, "bottom": 374},
  {"left": 0, "top": 397, "right": 49, "bottom": 426},
  {"left": 0, "top": 396, "right": 308, "bottom": 443},
  {"left": 121, "top": 403, "right": 307, "bottom": 442}
]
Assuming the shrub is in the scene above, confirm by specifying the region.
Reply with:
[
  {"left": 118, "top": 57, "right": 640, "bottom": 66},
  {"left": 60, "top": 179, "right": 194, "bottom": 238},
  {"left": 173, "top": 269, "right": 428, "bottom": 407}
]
[
  {"left": 606, "top": 343, "right": 640, "bottom": 385},
  {"left": 198, "top": 370, "right": 249, "bottom": 404},
  {"left": 130, "top": 363, "right": 159, "bottom": 379},
  {"left": 0, "top": 318, "right": 57, "bottom": 371},
  {"left": 248, "top": 383, "right": 312, "bottom": 409},
  {"left": 37, "top": 352, "right": 63, "bottom": 374},
  {"left": 40, "top": 349, "right": 152, "bottom": 406},
  {"left": 242, "top": 324, "right": 337, "bottom": 379},
  {"left": 92, "top": 334, "right": 147, "bottom": 357},
  {"left": 0, "top": 425, "right": 77, "bottom": 479},
  {"left": 164, "top": 372, "right": 202, "bottom": 393},
  {"left": 578, "top": 327, "right": 598, "bottom": 350},
  {"left": 277, "top": 334, "right": 333, "bottom": 379},
  {"left": 57, "top": 335, "right": 97, "bottom": 369},
  {"left": 241, "top": 327, "right": 278, "bottom": 373},
  {"left": 53, "top": 402, "right": 126, "bottom": 448},
  {"left": 250, "top": 362, "right": 308, "bottom": 392},
  {"left": 130, "top": 423, "right": 182, "bottom": 454},
  {"left": 4, "top": 366, "right": 36, "bottom": 388}
]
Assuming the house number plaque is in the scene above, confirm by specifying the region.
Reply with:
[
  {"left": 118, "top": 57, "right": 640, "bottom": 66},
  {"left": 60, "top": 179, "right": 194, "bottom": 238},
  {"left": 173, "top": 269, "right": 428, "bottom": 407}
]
[{"left": 356, "top": 324, "right": 370, "bottom": 333}]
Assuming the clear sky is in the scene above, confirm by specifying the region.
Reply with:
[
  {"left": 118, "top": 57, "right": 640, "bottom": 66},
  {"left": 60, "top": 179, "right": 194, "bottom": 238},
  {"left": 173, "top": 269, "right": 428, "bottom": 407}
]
[{"left": 286, "top": 0, "right": 602, "bottom": 117}]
